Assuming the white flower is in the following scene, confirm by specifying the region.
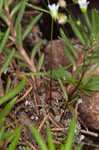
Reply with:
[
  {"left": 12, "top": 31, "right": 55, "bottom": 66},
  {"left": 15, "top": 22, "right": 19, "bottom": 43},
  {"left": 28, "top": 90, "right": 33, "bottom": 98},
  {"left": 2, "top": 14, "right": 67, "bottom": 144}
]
[
  {"left": 77, "top": 98, "right": 82, "bottom": 104},
  {"left": 78, "top": 0, "right": 89, "bottom": 12},
  {"left": 57, "top": 13, "right": 67, "bottom": 24},
  {"left": 48, "top": 3, "right": 59, "bottom": 19}
]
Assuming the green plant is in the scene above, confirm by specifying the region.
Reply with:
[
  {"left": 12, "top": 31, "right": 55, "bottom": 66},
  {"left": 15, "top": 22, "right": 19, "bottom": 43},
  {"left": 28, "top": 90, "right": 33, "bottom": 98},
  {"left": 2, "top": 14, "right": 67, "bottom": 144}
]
[
  {"left": 0, "top": 78, "right": 26, "bottom": 149},
  {"left": 30, "top": 118, "right": 82, "bottom": 150},
  {"left": 0, "top": 0, "right": 99, "bottom": 149}
]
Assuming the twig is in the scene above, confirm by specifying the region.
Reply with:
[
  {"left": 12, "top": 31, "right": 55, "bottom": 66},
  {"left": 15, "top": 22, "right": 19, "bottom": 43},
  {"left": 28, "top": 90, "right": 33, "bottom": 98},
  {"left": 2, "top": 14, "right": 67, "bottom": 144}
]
[
  {"left": 16, "top": 86, "right": 33, "bottom": 104},
  {"left": 38, "top": 114, "right": 49, "bottom": 132},
  {"left": 80, "top": 129, "right": 98, "bottom": 137}
]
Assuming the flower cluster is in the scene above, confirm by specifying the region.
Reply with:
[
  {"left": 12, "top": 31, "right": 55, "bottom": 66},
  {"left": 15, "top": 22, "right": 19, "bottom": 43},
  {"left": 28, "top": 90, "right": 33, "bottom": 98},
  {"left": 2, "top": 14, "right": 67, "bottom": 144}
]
[{"left": 48, "top": 3, "right": 67, "bottom": 24}]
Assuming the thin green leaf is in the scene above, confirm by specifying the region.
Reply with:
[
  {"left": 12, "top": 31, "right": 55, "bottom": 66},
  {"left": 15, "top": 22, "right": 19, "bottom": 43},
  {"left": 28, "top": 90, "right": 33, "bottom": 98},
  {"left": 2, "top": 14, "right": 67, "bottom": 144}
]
[
  {"left": 83, "top": 11, "right": 92, "bottom": 32},
  {"left": 0, "top": 27, "right": 10, "bottom": 54},
  {"left": 15, "top": 0, "right": 26, "bottom": 29},
  {"left": 92, "top": 9, "right": 99, "bottom": 36},
  {"left": 84, "top": 75, "right": 99, "bottom": 91},
  {"left": 31, "top": 40, "right": 43, "bottom": 58},
  {"left": 4, "top": 0, "right": 13, "bottom": 6},
  {"left": 5, "top": 48, "right": 22, "bottom": 59},
  {"left": 23, "top": 13, "right": 43, "bottom": 40},
  {"left": 76, "top": 20, "right": 91, "bottom": 47},
  {"left": 11, "top": 2, "right": 21, "bottom": 17},
  {"left": 58, "top": 78, "right": 68, "bottom": 101},
  {"left": 0, "top": 0, "right": 3, "bottom": 11},
  {"left": 0, "top": 78, "right": 26, "bottom": 105},
  {"left": 0, "top": 11, "right": 8, "bottom": 23},
  {"left": 0, "top": 50, "right": 15, "bottom": 74},
  {"left": 30, "top": 125, "right": 48, "bottom": 150},
  {"left": 47, "top": 126, "right": 55, "bottom": 150},
  {"left": 82, "top": 64, "right": 99, "bottom": 84},
  {"left": 26, "top": 3, "right": 49, "bottom": 14},
  {"left": 60, "top": 28, "right": 78, "bottom": 58},
  {"left": 0, "top": 118, "right": 5, "bottom": 129},
  {"left": 68, "top": 15, "right": 85, "bottom": 45},
  {"left": 26, "top": 147, "right": 31, "bottom": 150},
  {"left": 52, "top": 67, "right": 72, "bottom": 80},
  {"left": 2, "top": 130, "right": 14, "bottom": 142},
  {"left": 37, "top": 53, "right": 44, "bottom": 71},
  {"left": 64, "top": 119, "right": 76, "bottom": 150},
  {"left": 0, "top": 127, "right": 4, "bottom": 144},
  {"left": 64, "top": 47, "right": 75, "bottom": 65},
  {"left": 24, "top": 71, "right": 50, "bottom": 76},
  {"left": 0, "top": 97, "right": 17, "bottom": 119},
  {"left": 7, "top": 125, "right": 22, "bottom": 150},
  {"left": 16, "top": 23, "right": 23, "bottom": 48}
]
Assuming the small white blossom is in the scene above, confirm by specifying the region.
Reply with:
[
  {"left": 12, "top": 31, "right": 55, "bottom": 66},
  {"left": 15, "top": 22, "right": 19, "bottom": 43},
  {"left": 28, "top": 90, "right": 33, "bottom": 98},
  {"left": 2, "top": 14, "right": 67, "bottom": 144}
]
[
  {"left": 78, "top": 0, "right": 89, "bottom": 13},
  {"left": 79, "top": 134, "right": 85, "bottom": 141},
  {"left": 25, "top": 100, "right": 30, "bottom": 106},
  {"left": 77, "top": 98, "right": 83, "bottom": 104},
  {"left": 57, "top": 13, "right": 67, "bottom": 24},
  {"left": 48, "top": 3, "right": 59, "bottom": 19}
]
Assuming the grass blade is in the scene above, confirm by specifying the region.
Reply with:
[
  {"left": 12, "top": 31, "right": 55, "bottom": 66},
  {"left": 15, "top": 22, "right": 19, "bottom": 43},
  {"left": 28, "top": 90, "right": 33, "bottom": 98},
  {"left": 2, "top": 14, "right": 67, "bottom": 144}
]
[
  {"left": 15, "top": 0, "right": 26, "bottom": 29},
  {"left": 0, "top": 118, "right": 5, "bottom": 129},
  {"left": 23, "top": 13, "right": 43, "bottom": 40},
  {"left": 0, "top": 27, "right": 10, "bottom": 54},
  {"left": 0, "top": 49, "right": 15, "bottom": 74},
  {"left": 16, "top": 23, "right": 23, "bottom": 48},
  {"left": 0, "top": 0, "right": 3, "bottom": 11},
  {"left": 11, "top": 2, "right": 21, "bottom": 17},
  {"left": 24, "top": 71, "right": 50, "bottom": 76},
  {"left": 68, "top": 15, "right": 85, "bottom": 45},
  {"left": 64, "top": 119, "right": 76, "bottom": 150},
  {"left": 31, "top": 40, "right": 43, "bottom": 58},
  {"left": 0, "top": 78, "right": 26, "bottom": 105},
  {"left": 37, "top": 53, "right": 44, "bottom": 71},
  {"left": 30, "top": 125, "right": 48, "bottom": 150},
  {"left": 0, "top": 97, "right": 17, "bottom": 119},
  {"left": 26, "top": 3, "right": 49, "bottom": 14},
  {"left": 47, "top": 126, "right": 55, "bottom": 150},
  {"left": 60, "top": 28, "right": 78, "bottom": 58},
  {"left": 7, "top": 125, "right": 22, "bottom": 150},
  {"left": 64, "top": 47, "right": 75, "bottom": 65}
]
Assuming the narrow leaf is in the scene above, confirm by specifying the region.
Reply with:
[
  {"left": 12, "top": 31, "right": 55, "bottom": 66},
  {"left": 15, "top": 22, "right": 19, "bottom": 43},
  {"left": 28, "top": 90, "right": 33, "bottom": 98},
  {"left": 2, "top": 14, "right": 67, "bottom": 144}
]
[
  {"left": 68, "top": 15, "right": 85, "bottom": 45},
  {"left": 23, "top": 13, "right": 43, "bottom": 40},
  {"left": 0, "top": 97, "right": 17, "bottom": 119},
  {"left": 30, "top": 125, "right": 48, "bottom": 150},
  {"left": 37, "top": 53, "right": 44, "bottom": 71},
  {"left": 0, "top": 0, "right": 3, "bottom": 11},
  {"left": 7, "top": 125, "right": 22, "bottom": 150},
  {"left": 16, "top": 23, "right": 23, "bottom": 48},
  {"left": 31, "top": 40, "right": 43, "bottom": 58},
  {"left": 64, "top": 47, "right": 75, "bottom": 65},
  {"left": 60, "top": 28, "right": 78, "bottom": 58},
  {"left": 0, "top": 27, "right": 10, "bottom": 54},
  {"left": 26, "top": 3, "right": 49, "bottom": 14},
  {"left": 47, "top": 126, "right": 55, "bottom": 150},
  {"left": 15, "top": 0, "right": 26, "bottom": 29},
  {"left": 0, "top": 118, "right": 5, "bottom": 129},
  {"left": 0, "top": 50, "right": 15, "bottom": 74},
  {"left": 0, "top": 78, "right": 26, "bottom": 105},
  {"left": 64, "top": 119, "right": 76, "bottom": 150},
  {"left": 11, "top": 2, "right": 21, "bottom": 17}
]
